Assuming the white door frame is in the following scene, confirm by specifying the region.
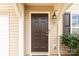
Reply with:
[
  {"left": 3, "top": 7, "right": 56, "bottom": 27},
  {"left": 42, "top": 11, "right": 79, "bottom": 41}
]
[{"left": 29, "top": 11, "right": 50, "bottom": 55}]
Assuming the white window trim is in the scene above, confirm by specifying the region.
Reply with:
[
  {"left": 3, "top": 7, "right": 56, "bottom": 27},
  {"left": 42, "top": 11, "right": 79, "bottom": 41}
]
[{"left": 71, "top": 10, "right": 79, "bottom": 33}]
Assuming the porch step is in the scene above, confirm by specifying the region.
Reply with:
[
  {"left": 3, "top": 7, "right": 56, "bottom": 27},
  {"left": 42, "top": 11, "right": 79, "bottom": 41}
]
[{"left": 31, "top": 52, "right": 48, "bottom": 56}]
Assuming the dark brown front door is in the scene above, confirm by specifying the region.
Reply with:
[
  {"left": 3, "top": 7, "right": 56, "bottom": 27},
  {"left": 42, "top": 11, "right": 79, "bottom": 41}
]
[{"left": 31, "top": 14, "right": 48, "bottom": 52}]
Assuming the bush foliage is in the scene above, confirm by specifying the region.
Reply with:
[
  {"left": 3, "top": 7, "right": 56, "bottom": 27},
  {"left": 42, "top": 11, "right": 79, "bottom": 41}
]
[{"left": 60, "top": 33, "right": 79, "bottom": 55}]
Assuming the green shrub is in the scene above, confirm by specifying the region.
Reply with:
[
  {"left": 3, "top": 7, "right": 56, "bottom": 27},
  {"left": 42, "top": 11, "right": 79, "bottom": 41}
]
[{"left": 60, "top": 33, "right": 79, "bottom": 55}]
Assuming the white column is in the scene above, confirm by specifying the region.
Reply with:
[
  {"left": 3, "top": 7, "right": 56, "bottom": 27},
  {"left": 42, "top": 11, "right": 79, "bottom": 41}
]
[
  {"left": 57, "top": 16, "right": 62, "bottom": 56},
  {"left": 19, "top": 17, "right": 24, "bottom": 56},
  {"left": 18, "top": 4, "right": 24, "bottom": 56}
]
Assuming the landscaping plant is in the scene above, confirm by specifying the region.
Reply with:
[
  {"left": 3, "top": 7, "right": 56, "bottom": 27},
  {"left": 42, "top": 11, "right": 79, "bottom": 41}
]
[{"left": 60, "top": 33, "right": 79, "bottom": 56}]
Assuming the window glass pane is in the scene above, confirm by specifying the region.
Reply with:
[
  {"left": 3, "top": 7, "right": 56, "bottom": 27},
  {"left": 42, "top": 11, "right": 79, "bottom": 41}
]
[
  {"left": 72, "top": 28, "right": 79, "bottom": 34},
  {"left": 72, "top": 14, "right": 79, "bottom": 27}
]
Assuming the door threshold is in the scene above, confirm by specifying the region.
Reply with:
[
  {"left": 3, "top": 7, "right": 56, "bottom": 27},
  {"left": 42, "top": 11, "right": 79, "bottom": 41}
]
[{"left": 31, "top": 52, "right": 48, "bottom": 56}]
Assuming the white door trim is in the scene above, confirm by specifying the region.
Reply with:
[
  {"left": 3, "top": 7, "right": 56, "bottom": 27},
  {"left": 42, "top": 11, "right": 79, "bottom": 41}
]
[{"left": 29, "top": 11, "right": 50, "bottom": 56}]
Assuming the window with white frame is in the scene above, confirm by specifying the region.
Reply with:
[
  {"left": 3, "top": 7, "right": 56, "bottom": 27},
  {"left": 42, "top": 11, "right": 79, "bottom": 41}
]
[{"left": 71, "top": 11, "right": 79, "bottom": 34}]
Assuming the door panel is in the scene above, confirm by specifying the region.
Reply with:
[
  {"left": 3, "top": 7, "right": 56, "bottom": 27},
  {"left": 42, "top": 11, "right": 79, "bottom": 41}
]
[{"left": 31, "top": 14, "right": 48, "bottom": 52}]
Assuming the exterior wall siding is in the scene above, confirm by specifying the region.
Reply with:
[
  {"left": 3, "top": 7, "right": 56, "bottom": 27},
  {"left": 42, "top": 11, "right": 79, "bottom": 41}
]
[{"left": 0, "top": 5, "right": 19, "bottom": 56}]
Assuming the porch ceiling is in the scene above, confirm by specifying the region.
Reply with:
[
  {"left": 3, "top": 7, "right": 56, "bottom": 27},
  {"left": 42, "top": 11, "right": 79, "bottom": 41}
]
[
  {"left": 25, "top": 3, "right": 71, "bottom": 11},
  {"left": 25, "top": 3, "right": 72, "bottom": 19},
  {"left": 13, "top": 3, "right": 72, "bottom": 20}
]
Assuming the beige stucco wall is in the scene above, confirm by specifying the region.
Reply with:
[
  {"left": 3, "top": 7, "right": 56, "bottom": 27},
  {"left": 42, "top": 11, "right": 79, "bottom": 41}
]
[
  {"left": 24, "top": 5, "right": 58, "bottom": 56},
  {"left": 0, "top": 4, "right": 19, "bottom": 56}
]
